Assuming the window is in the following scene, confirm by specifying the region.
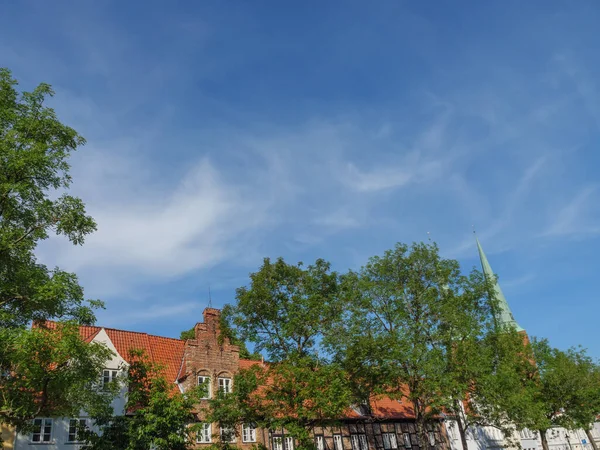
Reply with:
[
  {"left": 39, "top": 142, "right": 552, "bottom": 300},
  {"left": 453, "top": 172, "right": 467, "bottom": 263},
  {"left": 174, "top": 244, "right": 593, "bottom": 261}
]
[
  {"left": 428, "top": 431, "right": 435, "bottom": 446},
  {"left": 67, "top": 418, "right": 87, "bottom": 443},
  {"left": 383, "top": 433, "right": 398, "bottom": 450},
  {"left": 315, "top": 435, "right": 325, "bottom": 450},
  {"left": 102, "top": 369, "right": 118, "bottom": 390},
  {"left": 31, "top": 418, "right": 52, "bottom": 443},
  {"left": 274, "top": 437, "right": 284, "bottom": 450},
  {"left": 243, "top": 423, "right": 256, "bottom": 443},
  {"left": 351, "top": 434, "right": 368, "bottom": 450},
  {"left": 218, "top": 377, "right": 232, "bottom": 394},
  {"left": 520, "top": 429, "right": 535, "bottom": 440},
  {"left": 221, "top": 426, "right": 236, "bottom": 442},
  {"left": 285, "top": 436, "right": 295, "bottom": 450},
  {"left": 198, "top": 376, "right": 211, "bottom": 399},
  {"left": 403, "top": 434, "right": 412, "bottom": 449},
  {"left": 196, "top": 423, "right": 211, "bottom": 443},
  {"left": 334, "top": 434, "right": 344, "bottom": 450}
]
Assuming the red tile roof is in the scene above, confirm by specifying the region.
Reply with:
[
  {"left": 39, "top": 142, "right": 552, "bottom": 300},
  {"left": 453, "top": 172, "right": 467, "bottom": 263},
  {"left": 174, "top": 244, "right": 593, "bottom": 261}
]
[
  {"left": 40, "top": 321, "right": 185, "bottom": 384},
  {"left": 239, "top": 358, "right": 263, "bottom": 369}
]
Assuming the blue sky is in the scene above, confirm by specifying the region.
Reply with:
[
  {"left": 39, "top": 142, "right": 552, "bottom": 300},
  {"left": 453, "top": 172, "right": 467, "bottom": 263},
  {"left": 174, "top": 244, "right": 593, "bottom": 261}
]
[{"left": 2, "top": 1, "right": 599, "bottom": 356}]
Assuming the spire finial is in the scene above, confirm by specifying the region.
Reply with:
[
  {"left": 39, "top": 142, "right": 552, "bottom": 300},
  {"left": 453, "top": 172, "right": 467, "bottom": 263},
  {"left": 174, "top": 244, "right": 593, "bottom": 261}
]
[
  {"left": 208, "top": 285, "right": 212, "bottom": 308},
  {"left": 427, "top": 231, "right": 432, "bottom": 243}
]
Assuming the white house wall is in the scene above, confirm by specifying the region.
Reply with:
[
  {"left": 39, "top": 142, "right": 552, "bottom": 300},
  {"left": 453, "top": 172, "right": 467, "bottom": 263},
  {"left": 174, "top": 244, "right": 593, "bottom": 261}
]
[
  {"left": 446, "top": 421, "right": 600, "bottom": 450},
  {"left": 13, "top": 329, "right": 128, "bottom": 450}
]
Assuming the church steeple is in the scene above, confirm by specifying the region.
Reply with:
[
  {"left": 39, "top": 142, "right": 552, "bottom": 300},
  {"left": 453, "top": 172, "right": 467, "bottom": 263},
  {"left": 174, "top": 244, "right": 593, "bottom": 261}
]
[{"left": 475, "top": 237, "right": 524, "bottom": 332}]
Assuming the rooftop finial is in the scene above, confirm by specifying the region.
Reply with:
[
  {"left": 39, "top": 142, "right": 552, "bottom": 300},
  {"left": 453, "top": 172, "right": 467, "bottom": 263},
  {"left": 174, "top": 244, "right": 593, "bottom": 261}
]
[
  {"left": 208, "top": 284, "right": 212, "bottom": 308},
  {"left": 427, "top": 231, "right": 432, "bottom": 243}
]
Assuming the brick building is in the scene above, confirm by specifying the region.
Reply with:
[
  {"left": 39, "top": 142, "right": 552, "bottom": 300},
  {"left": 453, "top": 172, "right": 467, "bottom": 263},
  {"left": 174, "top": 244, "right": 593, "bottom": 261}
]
[{"left": 12, "top": 307, "right": 449, "bottom": 450}]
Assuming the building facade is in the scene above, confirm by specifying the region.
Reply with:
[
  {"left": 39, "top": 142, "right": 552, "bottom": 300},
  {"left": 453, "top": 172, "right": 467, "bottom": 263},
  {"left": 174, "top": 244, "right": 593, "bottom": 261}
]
[{"left": 13, "top": 308, "right": 449, "bottom": 450}]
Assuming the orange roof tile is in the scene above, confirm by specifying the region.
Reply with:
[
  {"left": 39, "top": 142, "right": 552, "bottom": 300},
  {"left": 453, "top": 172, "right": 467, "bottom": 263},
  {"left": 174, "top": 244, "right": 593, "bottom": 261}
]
[
  {"left": 40, "top": 321, "right": 185, "bottom": 385},
  {"left": 239, "top": 359, "right": 263, "bottom": 369}
]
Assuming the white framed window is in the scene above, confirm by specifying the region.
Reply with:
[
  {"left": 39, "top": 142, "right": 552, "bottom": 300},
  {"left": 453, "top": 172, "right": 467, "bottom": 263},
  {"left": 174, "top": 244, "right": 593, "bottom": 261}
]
[
  {"left": 102, "top": 369, "right": 118, "bottom": 390},
  {"left": 242, "top": 423, "right": 257, "bottom": 442},
  {"left": 351, "top": 434, "right": 368, "bottom": 450},
  {"left": 403, "top": 433, "right": 412, "bottom": 449},
  {"left": 383, "top": 433, "right": 398, "bottom": 450},
  {"left": 274, "top": 436, "right": 284, "bottom": 450},
  {"left": 334, "top": 434, "right": 344, "bottom": 450},
  {"left": 218, "top": 377, "right": 232, "bottom": 394},
  {"left": 285, "top": 436, "right": 295, "bottom": 450},
  {"left": 316, "top": 435, "right": 325, "bottom": 450},
  {"left": 67, "top": 418, "right": 88, "bottom": 443},
  {"left": 198, "top": 376, "right": 211, "bottom": 399},
  {"left": 196, "top": 423, "right": 211, "bottom": 443},
  {"left": 221, "top": 426, "right": 236, "bottom": 443},
  {"left": 31, "top": 418, "right": 52, "bottom": 443}
]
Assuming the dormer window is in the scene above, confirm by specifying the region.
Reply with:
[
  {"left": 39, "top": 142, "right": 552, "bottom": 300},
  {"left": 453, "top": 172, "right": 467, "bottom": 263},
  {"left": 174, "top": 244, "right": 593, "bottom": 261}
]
[{"left": 197, "top": 376, "right": 211, "bottom": 399}]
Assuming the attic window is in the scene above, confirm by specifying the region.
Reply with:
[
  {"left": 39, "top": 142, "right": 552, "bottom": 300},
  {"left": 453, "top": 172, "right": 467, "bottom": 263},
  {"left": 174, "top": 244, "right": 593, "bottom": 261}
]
[{"left": 102, "top": 369, "right": 118, "bottom": 390}]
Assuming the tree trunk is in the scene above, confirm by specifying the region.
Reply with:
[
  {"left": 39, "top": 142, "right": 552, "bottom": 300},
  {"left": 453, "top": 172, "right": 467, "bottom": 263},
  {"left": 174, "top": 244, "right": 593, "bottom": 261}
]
[
  {"left": 540, "top": 430, "right": 550, "bottom": 450},
  {"left": 586, "top": 429, "right": 599, "bottom": 450},
  {"left": 414, "top": 402, "right": 428, "bottom": 449},
  {"left": 454, "top": 399, "right": 470, "bottom": 450}
]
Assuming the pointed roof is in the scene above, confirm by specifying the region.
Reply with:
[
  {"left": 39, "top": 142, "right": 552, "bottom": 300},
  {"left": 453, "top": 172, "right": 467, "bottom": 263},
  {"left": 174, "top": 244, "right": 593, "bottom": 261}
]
[{"left": 475, "top": 237, "right": 524, "bottom": 332}]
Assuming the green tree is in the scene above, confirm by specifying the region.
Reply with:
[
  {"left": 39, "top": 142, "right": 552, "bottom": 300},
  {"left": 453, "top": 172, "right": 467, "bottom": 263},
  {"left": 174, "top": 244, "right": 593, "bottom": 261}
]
[
  {"left": 518, "top": 339, "right": 600, "bottom": 450},
  {"left": 84, "top": 349, "right": 206, "bottom": 450},
  {"left": 0, "top": 68, "right": 114, "bottom": 433},
  {"left": 326, "top": 242, "right": 495, "bottom": 448},
  {"left": 461, "top": 329, "right": 537, "bottom": 449},
  {"left": 211, "top": 257, "right": 353, "bottom": 449}
]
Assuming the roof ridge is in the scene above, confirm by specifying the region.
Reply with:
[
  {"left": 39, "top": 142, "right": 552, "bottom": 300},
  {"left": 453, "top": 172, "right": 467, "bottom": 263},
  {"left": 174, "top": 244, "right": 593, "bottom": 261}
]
[{"left": 39, "top": 320, "right": 185, "bottom": 342}]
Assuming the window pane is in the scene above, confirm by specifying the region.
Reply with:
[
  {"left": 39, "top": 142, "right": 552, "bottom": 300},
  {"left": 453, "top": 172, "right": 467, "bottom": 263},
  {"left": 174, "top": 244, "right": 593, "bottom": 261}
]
[
  {"left": 316, "top": 436, "right": 325, "bottom": 450},
  {"left": 285, "top": 436, "right": 294, "bottom": 450},
  {"left": 42, "top": 419, "right": 52, "bottom": 442},
  {"left": 198, "top": 376, "right": 211, "bottom": 399},
  {"left": 359, "top": 434, "right": 368, "bottom": 450},
  {"left": 334, "top": 435, "right": 344, "bottom": 450},
  {"left": 274, "top": 437, "right": 283, "bottom": 450}
]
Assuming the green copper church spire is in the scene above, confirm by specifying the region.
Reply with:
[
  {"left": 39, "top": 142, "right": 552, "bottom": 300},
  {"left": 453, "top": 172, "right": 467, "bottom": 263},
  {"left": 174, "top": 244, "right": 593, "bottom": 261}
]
[{"left": 475, "top": 236, "right": 524, "bottom": 332}]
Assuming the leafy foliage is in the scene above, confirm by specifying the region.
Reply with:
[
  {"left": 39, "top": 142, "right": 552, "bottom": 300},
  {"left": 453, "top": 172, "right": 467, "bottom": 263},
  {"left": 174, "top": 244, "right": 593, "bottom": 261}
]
[
  {"left": 524, "top": 339, "right": 600, "bottom": 450},
  {"left": 326, "top": 242, "right": 496, "bottom": 447},
  {"left": 84, "top": 349, "right": 206, "bottom": 450},
  {"left": 0, "top": 68, "right": 113, "bottom": 432},
  {"left": 212, "top": 257, "right": 353, "bottom": 449},
  {"left": 226, "top": 257, "right": 341, "bottom": 362}
]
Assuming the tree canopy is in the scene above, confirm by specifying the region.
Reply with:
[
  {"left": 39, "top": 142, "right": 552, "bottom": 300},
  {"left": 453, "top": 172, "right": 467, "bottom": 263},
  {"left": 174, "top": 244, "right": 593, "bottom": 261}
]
[
  {"left": 0, "top": 68, "right": 113, "bottom": 433},
  {"left": 325, "top": 242, "right": 497, "bottom": 447}
]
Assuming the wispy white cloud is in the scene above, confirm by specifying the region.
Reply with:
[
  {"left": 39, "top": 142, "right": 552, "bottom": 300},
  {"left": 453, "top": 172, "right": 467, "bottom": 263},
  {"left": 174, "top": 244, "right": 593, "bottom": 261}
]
[
  {"left": 541, "top": 185, "right": 600, "bottom": 238},
  {"left": 342, "top": 157, "right": 443, "bottom": 193}
]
